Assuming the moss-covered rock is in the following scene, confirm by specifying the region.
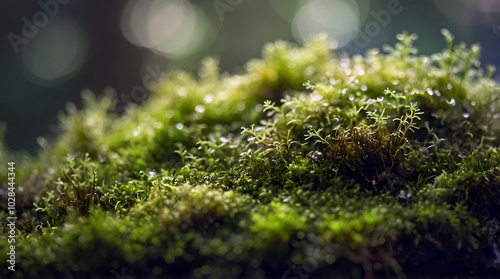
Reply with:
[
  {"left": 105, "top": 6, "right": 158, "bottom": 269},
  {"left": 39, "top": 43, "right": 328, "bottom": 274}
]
[{"left": 1, "top": 30, "right": 500, "bottom": 278}]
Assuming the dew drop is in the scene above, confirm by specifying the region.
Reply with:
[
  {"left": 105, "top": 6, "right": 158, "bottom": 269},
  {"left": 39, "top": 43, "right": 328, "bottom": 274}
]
[
  {"left": 132, "top": 128, "right": 140, "bottom": 137},
  {"left": 195, "top": 105, "right": 205, "bottom": 113},
  {"left": 165, "top": 110, "right": 175, "bottom": 119},
  {"left": 311, "top": 93, "right": 322, "bottom": 101},
  {"left": 177, "top": 87, "right": 187, "bottom": 97},
  {"left": 37, "top": 136, "right": 48, "bottom": 148},
  {"left": 340, "top": 58, "right": 350, "bottom": 68},
  {"left": 236, "top": 102, "right": 246, "bottom": 111},
  {"left": 176, "top": 123, "right": 184, "bottom": 130},
  {"left": 397, "top": 191, "right": 411, "bottom": 199},
  {"left": 311, "top": 151, "right": 323, "bottom": 161},
  {"left": 204, "top": 94, "right": 214, "bottom": 103}
]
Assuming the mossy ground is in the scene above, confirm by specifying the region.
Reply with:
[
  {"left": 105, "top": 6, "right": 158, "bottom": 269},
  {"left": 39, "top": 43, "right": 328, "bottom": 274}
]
[{"left": 1, "top": 30, "right": 500, "bottom": 278}]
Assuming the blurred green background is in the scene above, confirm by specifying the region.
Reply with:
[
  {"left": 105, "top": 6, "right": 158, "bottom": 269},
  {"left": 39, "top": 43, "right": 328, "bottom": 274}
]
[{"left": 1, "top": 0, "right": 499, "bottom": 153}]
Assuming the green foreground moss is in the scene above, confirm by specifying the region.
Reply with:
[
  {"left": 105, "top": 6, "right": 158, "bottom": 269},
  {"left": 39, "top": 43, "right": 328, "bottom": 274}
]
[{"left": 1, "top": 30, "right": 500, "bottom": 278}]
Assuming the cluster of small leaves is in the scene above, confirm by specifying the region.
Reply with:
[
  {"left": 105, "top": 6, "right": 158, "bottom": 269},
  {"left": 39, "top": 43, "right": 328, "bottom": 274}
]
[
  {"left": 432, "top": 147, "right": 500, "bottom": 219},
  {"left": 57, "top": 154, "right": 99, "bottom": 217},
  {"left": 305, "top": 100, "right": 422, "bottom": 180}
]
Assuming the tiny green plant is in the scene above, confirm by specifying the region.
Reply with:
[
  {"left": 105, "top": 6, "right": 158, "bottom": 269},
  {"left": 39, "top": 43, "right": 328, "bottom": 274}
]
[
  {"left": 305, "top": 100, "right": 422, "bottom": 184},
  {"left": 57, "top": 169, "right": 97, "bottom": 218}
]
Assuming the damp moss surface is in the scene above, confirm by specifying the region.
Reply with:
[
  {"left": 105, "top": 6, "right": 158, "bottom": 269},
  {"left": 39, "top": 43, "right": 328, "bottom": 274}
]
[{"left": 1, "top": 30, "right": 500, "bottom": 278}]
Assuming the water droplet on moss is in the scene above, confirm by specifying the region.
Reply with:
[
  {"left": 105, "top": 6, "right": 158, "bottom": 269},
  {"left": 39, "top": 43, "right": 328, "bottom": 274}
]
[
  {"left": 37, "top": 136, "right": 48, "bottom": 148},
  {"left": 165, "top": 110, "right": 174, "bottom": 118},
  {"left": 141, "top": 113, "right": 151, "bottom": 121},
  {"left": 177, "top": 87, "right": 187, "bottom": 96},
  {"left": 176, "top": 123, "right": 184, "bottom": 130},
  {"left": 397, "top": 191, "right": 411, "bottom": 199},
  {"left": 311, "top": 151, "right": 323, "bottom": 161},
  {"left": 195, "top": 105, "right": 205, "bottom": 113},
  {"left": 203, "top": 94, "right": 213, "bottom": 103},
  {"left": 311, "top": 93, "right": 322, "bottom": 101},
  {"left": 236, "top": 102, "right": 246, "bottom": 111}
]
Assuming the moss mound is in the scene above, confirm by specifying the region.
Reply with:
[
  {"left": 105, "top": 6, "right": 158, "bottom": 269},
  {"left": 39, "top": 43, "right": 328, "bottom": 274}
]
[{"left": 1, "top": 30, "right": 500, "bottom": 278}]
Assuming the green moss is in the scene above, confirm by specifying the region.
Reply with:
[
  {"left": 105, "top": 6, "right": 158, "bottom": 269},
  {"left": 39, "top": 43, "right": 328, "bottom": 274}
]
[
  {"left": 1, "top": 30, "right": 500, "bottom": 278},
  {"left": 250, "top": 202, "right": 306, "bottom": 243}
]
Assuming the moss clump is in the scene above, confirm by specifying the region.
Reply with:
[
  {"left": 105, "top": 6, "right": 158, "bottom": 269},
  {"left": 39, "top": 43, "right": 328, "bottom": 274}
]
[{"left": 1, "top": 30, "right": 500, "bottom": 278}]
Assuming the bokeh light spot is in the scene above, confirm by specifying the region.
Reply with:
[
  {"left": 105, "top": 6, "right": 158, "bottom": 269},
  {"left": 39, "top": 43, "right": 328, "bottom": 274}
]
[
  {"left": 120, "top": 0, "right": 211, "bottom": 57},
  {"left": 20, "top": 17, "right": 87, "bottom": 86},
  {"left": 292, "top": 0, "right": 359, "bottom": 47}
]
